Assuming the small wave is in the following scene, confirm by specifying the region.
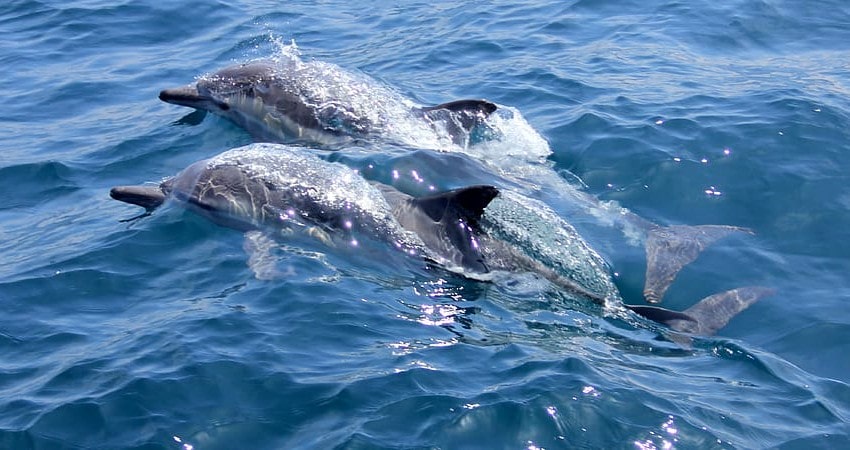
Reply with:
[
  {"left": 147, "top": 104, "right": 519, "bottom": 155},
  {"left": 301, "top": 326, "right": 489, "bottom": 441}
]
[{"left": 0, "top": 161, "right": 78, "bottom": 211}]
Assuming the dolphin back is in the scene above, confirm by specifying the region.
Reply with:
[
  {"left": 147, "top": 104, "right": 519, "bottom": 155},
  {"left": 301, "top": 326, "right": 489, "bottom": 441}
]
[{"left": 478, "top": 191, "right": 622, "bottom": 304}]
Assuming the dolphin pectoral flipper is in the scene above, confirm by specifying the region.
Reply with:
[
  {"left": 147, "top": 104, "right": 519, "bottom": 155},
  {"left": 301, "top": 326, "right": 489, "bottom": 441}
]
[
  {"left": 244, "top": 230, "right": 282, "bottom": 280},
  {"left": 305, "top": 226, "right": 335, "bottom": 247},
  {"left": 644, "top": 225, "right": 753, "bottom": 303},
  {"left": 174, "top": 109, "right": 208, "bottom": 126},
  {"left": 627, "top": 286, "right": 773, "bottom": 336}
]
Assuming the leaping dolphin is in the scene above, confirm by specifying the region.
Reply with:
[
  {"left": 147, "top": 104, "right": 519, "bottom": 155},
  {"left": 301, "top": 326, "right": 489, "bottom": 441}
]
[
  {"left": 159, "top": 59, "right": 497, "bottom": 147},
  {"left": 110, "top": 143, "right": 771, "bottom": 337}
]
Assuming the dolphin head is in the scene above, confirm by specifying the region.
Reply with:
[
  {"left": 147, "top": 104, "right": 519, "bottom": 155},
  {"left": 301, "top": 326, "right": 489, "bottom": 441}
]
[
  {"left": 159, "top": 62, "right": 279, "bottom": 114},
  {"left": 159, "top": 61, "right": 336, "bottom": 142},
  {"left": 110, "top": 184, "right": 168, "bottom": 211},
  {"left": 110, "top": 156, "right": 279, "bottom": 231},
  {"left": 168, "top": 160, "right": 283, "bottom": 231}
]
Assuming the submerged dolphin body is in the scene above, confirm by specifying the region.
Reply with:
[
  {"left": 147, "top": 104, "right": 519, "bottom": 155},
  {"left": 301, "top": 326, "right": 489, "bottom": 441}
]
[
  {"left": 160, "top": 59, "right": 497, "bottom": 147},
  {"left": 110, "top": 143, "right": 770, "bottom": 336}
]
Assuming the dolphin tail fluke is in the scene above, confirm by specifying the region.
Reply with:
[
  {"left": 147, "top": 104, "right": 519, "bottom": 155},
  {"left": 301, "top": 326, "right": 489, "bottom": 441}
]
[
  {"left": 110, "top": 185, "right": 167, "bottom": 211},
  {"left": 627, "top": 286, "right": 774, "bottom": 336},
  {"left": 644, "top": 225, "right": 753, "bottom": 303},
  {"left": 678, "top": 286, "right": 775, "bottom": 335}
]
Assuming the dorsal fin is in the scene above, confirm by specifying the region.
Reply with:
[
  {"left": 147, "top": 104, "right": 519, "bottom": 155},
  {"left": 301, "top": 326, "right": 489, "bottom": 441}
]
[
  {"left": 412, "top": 185, "right": 499, "bottom": 225},
  {"left": 420, "top": 99, "right": 498, "bottom": 116},
  {"left": 412, "top": 185, "right": 499, "bottom": 273}
]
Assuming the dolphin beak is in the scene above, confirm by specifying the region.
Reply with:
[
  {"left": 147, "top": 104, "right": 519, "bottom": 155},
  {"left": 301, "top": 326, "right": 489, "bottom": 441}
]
[
  {"left": 159, "top": 85, "right": 229, "bottom": 111},
  {"left": 110, "top": 185, "right": 168, "bottom": 210}
]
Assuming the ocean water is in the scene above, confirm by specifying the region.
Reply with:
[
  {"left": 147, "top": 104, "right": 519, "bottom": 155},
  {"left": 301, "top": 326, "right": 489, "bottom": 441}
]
[{"left": 2, "top": 0, "right": 850, "bottom": 448}]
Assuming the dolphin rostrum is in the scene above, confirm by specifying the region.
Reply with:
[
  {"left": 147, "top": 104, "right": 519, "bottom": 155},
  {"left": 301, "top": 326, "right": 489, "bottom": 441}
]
[
  {"left": 160, "top": 58, "right": 497, "bottom": 148},
  {"left": 110, "top": 143, "right": 771, "bottom": 336}
]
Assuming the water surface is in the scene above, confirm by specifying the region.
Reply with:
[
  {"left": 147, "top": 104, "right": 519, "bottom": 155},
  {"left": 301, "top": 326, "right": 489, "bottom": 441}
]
[{"left": 2, "top": 1, "right": 850, "bottom": 448}]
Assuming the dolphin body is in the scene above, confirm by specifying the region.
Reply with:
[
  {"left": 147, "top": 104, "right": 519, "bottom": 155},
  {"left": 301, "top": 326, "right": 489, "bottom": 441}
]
[
  {"left": 160, "top": 58, "right": 497, "bottom": 147},
  {"left": 111, "top": 143, "right": 770, "bottom": 336}
]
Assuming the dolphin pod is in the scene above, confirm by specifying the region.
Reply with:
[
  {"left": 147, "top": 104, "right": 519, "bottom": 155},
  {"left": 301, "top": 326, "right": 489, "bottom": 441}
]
[
  {"left": 158, "top": 55, "right": 761, "bottom": 307},
  {"left": 111, "top": 143, "right": 771, "bottom": 336},
  {"left": 110, "top": 51, "right": 774, "bottom": 339}
]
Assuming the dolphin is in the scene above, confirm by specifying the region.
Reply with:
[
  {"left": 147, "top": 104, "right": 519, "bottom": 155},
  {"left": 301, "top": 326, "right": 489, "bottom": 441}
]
[
  {"left": 159, "top": 59, "right": 497, "bottom": 147},
  {"left": 110, "top": 143, "right": 771, "bottom": 336}
]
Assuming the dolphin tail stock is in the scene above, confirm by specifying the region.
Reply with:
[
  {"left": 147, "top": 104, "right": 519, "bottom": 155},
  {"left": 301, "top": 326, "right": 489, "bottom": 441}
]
[
  {"left": 643, "top": 224, "right": 754, "bottom": 304},
  {"left": 626, "top": 286, "right": 775, "bottom": 336}
]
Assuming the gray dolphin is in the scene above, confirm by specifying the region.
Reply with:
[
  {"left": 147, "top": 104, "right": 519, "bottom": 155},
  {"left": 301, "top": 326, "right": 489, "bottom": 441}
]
[
  {"left": 160, "top": 59, "right": 497, "bottom": 147},
  {"left": 110, "top": 143, "right": 771, "bottom": 336}
]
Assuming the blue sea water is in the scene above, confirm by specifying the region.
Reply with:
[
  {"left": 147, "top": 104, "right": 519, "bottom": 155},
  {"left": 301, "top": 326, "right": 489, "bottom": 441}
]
[{"left": 2, "top": 0, "right": 850, "bottom": 448}]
